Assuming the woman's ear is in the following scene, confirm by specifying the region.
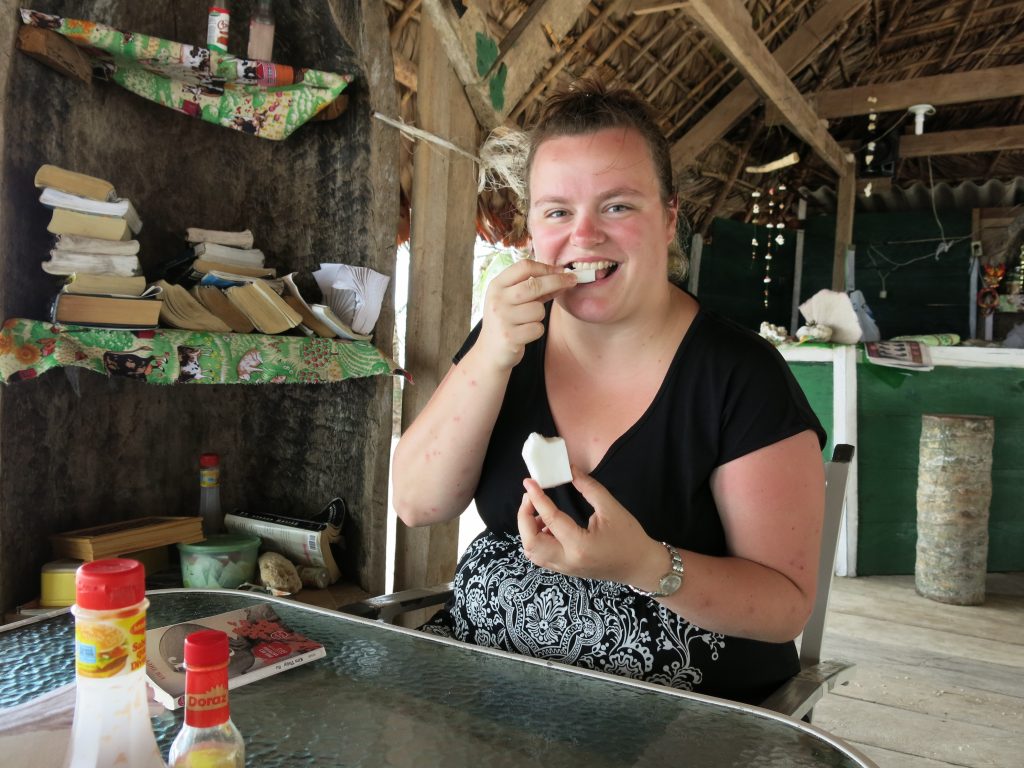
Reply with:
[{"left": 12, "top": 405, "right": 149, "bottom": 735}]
[{"left": 665, "top": 196, "right": 679, "bottom": 241}]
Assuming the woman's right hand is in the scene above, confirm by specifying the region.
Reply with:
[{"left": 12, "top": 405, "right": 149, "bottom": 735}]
[{"left": 475, "top": 259, "right": 578, "bottom": 371}]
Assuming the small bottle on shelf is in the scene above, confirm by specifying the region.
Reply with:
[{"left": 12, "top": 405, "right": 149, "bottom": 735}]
[
  {"left": 199, "top": 452, "right": 223, "bottom": 536},
  {"left": 62, "top": 559, "right": 166, "bottom": 768},
  {"left": 168, "top": 629, "right": 246, "bottom": 768},
  {"left": 247, "top": 0, "right": 275, "bottom": 61},
  {"left": 207, "top": 3, "right": 231, "bottom": 53}
]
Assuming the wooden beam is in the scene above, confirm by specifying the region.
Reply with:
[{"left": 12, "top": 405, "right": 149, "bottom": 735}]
[
  {"left": 394, "top": 13, "right": 478, "bottom": 620},
  {"left": 833, "top": 170, "right": 856, "bottom": 292},
  {"left": 420, "top": 0, "right": 590, "bottom": 129},
  {"left": 681, "top": 0, "right": 852, "bottom": 176},
  {"left": 899, "top": 125, "right": 1024, "bottom": 157},
  {"left": 486, "top": 0, "right": 591, "bottom": 117},
  {"left": 511, "top": 0, "right": 632, "bottom": 121},
  {"left": 420, "top": 0, "right": 502, "bottom": 129},
  {"left": 804, "top": 65, "right": 1024, "bottom": 118},
  {"left": 670, "top": 0, "right": 869, "bottom": 170}
]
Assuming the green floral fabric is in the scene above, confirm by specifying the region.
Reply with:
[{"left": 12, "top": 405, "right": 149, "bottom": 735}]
[
  {"left": 20, "top": 9, "right": 351, "bottom": 140},
  {"left": 0, "top": 319, "right": 403, "bottom": 385}
]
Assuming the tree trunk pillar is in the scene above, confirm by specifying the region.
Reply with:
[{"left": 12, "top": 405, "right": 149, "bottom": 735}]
[{"left": 915, "top": 413, "right": 994, "bottom": 605}]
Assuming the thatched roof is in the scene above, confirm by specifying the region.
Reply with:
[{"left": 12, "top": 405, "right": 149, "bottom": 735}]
[{"left": 385, "top": 0, "right": 1024, "bottom": 244}]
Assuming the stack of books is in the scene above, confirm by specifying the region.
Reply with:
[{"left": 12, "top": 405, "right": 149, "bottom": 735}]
[
  {"left": 36, "top": 164, "right": 161, "bottom": 329},
  {"left": 160, "top": 227, "right": 309, "bottom": 335}
]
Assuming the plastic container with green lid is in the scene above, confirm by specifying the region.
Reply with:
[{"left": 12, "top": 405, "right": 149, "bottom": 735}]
[{"left": 178, "top": 534, "right": 261, "bottom": 589}]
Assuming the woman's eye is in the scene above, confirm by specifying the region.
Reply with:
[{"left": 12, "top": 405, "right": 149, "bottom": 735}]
[
  {"left": 606, "top": 203, "right": 631, "bottom": 214},
  {"left": 545, "top": 209, "right": 568, "bottom": 219}
]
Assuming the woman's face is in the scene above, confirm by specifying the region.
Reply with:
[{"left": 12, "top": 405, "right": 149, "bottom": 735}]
[{"left": 527, "top": 127, "right": 677, "bottom": 323}]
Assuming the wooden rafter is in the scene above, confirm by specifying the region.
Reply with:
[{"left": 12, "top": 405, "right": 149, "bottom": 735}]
[
  {"left": 899, "top": 125, "right": 1024, "bottom": 157},
  {"left": 510, "top": 0, "right": 632, "bottom": 122},
  {"left": 680, "top": 0, "right": 852, "bottom": 176},
  {"left": 668, "top": 0, "right": 869, "bottom": 171},
  {"left": 806, "top": 65, "right": 1024, "bottom": 118},
  {"left": 420, "top": 0, "right": 591, "bottom": 130}
]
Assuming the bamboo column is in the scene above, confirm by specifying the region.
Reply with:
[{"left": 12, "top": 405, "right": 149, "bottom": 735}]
[{"left": 915, "top": 414, "right": 994, "bottom": 605}]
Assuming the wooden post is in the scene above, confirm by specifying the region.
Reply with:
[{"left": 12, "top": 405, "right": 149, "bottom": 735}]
[
  {"left": 393, "top": 11, "right": 478, "bottom": 619},
  {"left": 833, "top": 168, "right": 856, "bottom": 291},
  {"left": 915, "top": 414, "right": 994, "bottom": 605}
]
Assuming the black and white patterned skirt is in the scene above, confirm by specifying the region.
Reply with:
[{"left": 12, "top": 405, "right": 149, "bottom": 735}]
[{"left": 421, "top": 531, "right": 727, "bottom": 692}]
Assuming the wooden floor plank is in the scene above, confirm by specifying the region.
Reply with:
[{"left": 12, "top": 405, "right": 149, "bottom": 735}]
[
  {"left": 813, "top": 573, "right": 1024, "bottom": 768},
  {"left": 851, "top": 742, "right": 968, "bottom": 768},
  {"left": 815, "top": 696, "right": 1024, "bottom": 767}
]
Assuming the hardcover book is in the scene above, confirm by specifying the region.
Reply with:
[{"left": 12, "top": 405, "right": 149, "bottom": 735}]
[{"left": 145, "top": 602, "right": 327, "bottom": 710}]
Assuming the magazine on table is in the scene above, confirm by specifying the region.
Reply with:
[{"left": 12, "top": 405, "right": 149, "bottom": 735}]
[
  {"left": 863, "top": 340, "right": 934, "bottom": 371},
  {"left": 145, "top": 602, "right": 326, "bottom": 710}
]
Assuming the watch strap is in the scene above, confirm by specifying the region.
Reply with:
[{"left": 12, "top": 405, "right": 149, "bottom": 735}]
[{"left": 631, "top": 542, "right": 685, "bottom": 598}]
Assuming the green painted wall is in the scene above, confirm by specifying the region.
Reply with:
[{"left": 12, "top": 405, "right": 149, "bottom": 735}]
[
  {"left": 698, "top": 218, "right": 796, "bottom": 331},
  {"left": 791, "top": 358, "right": 1024, "bottom": 575},
  {"left": 855, "top": 360, "right": 1024, "bottom": 575}
]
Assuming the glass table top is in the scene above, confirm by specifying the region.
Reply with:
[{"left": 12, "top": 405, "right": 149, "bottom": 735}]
[{"left": 1, "top": 589, "right": 874, "bottom": 767}]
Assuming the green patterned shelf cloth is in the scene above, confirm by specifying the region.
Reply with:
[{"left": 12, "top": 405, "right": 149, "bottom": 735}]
[
  {"left": 20, "top": 8, "right": 352, "bottom": 140},
  {"left": 0, "top": 319, "right": 405, "bottom": 385}
]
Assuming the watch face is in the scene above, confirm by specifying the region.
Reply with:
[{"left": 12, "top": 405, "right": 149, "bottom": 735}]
[{"left": 660, "top": 573, "right": 682, "bottom": 595}]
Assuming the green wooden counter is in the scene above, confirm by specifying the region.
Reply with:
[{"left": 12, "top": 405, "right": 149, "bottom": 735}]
[{"left": 783, "top": 344, "right": 1024, "bottom": 576}]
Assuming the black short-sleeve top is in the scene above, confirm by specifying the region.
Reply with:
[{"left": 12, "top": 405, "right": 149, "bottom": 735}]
[{"left": 455, "top": 302, "right": 827, "bottom": 546}]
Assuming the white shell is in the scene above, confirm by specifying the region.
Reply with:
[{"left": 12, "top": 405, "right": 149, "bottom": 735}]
[{"left": 521, "top": 432, "right": 572, "bottom": 488}]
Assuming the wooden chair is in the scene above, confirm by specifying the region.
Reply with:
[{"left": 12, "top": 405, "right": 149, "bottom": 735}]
[{"left": 341, "top": 444, "right": 857, "bottom": 722}]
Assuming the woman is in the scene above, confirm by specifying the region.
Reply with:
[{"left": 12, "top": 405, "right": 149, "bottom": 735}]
[{"left": 391, "top": 80, "right": 826, "bottom": 704}]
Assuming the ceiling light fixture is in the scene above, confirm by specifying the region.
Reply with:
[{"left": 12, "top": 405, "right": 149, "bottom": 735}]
[{"left": 907, "top": 104, "right": 936, "bottom": 136}]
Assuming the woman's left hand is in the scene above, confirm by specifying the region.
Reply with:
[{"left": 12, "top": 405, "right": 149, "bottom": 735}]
[{"left": 517, "top": 467, "right": 660, "bottom": 585}]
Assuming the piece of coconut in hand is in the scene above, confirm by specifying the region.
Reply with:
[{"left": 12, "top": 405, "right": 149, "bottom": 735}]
[
  {"left": 522, "top": 432, "right": 573, "bottom": 488},
  {"left": 565, "top": 266, "right": 597, "bottom": 283}
]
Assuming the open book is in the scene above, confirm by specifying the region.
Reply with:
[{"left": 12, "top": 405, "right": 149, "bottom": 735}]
[{"left": 145, "top": 602, "right": 326, "bottom": 710}]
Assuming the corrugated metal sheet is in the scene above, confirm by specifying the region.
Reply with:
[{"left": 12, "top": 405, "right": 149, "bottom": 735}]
[{"left": 800, "top": 177, "right": 1024, "bottom": 214}]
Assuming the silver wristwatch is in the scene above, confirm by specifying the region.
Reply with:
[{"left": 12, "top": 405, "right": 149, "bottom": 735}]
[{"left": 632, "top": 542, "right": 684, "bottom": 598}]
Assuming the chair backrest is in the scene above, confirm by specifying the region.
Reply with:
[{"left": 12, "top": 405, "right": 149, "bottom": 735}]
[{"left": 798, "top": 444, "right": 855, "bottom": 668}]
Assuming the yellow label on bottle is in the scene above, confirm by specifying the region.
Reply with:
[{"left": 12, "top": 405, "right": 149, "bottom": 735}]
[
  {"left": 75, "top": 610, "right": 146, "bottom": 678},
  {"left": 200, "top": 467, "right": 220, "bottom": 488}
]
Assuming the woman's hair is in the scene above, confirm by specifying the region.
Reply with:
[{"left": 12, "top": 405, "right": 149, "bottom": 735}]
[{"left": 525, "top": 77, "right": 677, "bottom": 210}]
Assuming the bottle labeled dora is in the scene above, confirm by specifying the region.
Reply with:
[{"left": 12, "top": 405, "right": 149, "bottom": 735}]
[
  {"left": 168, "top": 629, "right": 245, "bottom": 768},
  {"left": 62, "top": 559, "right": 166, "bottom": 768}
]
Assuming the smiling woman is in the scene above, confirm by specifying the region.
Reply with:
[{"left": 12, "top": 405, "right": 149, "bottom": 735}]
[{"left": 391, "top": 78, "right": 827, "bottom": 705}]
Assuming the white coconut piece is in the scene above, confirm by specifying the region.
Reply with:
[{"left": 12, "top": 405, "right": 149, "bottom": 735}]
[
  {"left": 565, "top": 267, "right": 597, "bottom": 283},
  {"left": 522, "top": 432, "right": 572, "bottom": 488}
]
